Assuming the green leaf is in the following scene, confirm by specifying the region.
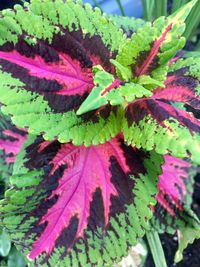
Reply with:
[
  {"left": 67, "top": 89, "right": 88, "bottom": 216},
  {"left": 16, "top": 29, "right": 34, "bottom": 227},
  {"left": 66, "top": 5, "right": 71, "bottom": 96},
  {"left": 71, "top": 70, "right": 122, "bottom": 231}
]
[
  {"left": 142, "top": 0, "right": 155, "bottom": 21},
  {"left": 175, "top": 225, "right": 200, "bottom": 263},
  {"left": 154, "top": 0, "right": 167, "bottom": 18},
  {"left": 0, "top": 230, "right": 11, "bottom": 257},
  {"left": 110, "top": 59, "right": 132, "bottom": 81},
  {"left": 7, "top": 247, "right": 26, "bottom": 267},
  {"left": 108, "top": 15, "right": 145, "bottom": 36},
  {"left": 77, "top": 69, "right": 152, "bottom": 115},
  {"left": 123, "top": 116, "right": 200, "bottom": 164},
  {"left": 146, "top": 230, "right": 167, "bottom": 267},
  {"left": 116, "top": 1, "right": 197, "bottom": 87}
]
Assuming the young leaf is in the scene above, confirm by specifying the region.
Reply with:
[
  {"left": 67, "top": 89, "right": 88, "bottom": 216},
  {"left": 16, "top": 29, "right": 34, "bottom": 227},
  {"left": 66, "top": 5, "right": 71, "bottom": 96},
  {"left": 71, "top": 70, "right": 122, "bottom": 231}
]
[
  {"left": 0, "top": 136, "right": 163, "bottom": 266},
  {"left": 115, "top": 1, "right": 197, "bottom": 85},
  {"left": 0, "top": 0, "right": 125, "bottom": 146},
  {"left": 77, "top": 68, "right": 152, "bottom": 115}
]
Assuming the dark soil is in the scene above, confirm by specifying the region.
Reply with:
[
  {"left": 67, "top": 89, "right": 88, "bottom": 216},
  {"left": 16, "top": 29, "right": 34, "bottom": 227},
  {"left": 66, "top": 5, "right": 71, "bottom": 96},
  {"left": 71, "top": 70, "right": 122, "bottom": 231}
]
[{"left": 0, "top": 0, "right": 20, "bottom": 10}]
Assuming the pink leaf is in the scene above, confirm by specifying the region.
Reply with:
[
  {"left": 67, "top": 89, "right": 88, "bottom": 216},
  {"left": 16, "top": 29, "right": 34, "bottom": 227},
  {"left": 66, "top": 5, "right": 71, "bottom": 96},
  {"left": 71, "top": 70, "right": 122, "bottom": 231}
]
[
  {"left": 0, "top": 32, "right": 115, "bottom": 113},
  {"left": 27, "top": 138, "right": 131, "bottom": 259},
  {"left": 153, "top": 68, "right": 200, "bottom": 110},
  {"left": 157, "top": 155, "right": 191, "bottom": 216},
  {"left": 0, "top": 120, "right": 27, "bottom": 164}
]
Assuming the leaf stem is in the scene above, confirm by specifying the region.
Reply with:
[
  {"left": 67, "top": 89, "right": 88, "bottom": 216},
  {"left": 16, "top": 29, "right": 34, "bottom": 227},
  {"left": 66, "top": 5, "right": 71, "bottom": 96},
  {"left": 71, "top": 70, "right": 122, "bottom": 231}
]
[
  {"left": 116, "top": 0, "right": 125, "bottom": 16},
  {"left": 146, "top": 230, "right": 168, "bottom": 267}
]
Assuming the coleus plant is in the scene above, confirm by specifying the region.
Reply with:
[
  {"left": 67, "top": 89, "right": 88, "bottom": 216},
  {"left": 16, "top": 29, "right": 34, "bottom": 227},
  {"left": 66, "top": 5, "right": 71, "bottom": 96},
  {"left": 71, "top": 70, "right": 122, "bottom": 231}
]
[{"left": 0, "top": 0, "right": 200, "bottom": 266}]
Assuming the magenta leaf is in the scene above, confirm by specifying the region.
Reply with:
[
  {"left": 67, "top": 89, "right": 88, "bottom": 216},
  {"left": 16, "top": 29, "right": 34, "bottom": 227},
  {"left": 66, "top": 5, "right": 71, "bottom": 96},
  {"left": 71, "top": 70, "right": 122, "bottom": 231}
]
[
  {"left": 0, "top": 1, "right": 126, "bottom": 145},
  {"left": 0, "top": 113, "right": 27, "bottom": 165},
  {"left": 157, "top": 155, "right": 191, "bottom": 216},
  {"left": 0, "top": 135, "right": 163, "bottom": 266},
  {"left": 23, "top": 137, "right": 136, "bottom": 260},
  {"left": 0, "top": 38, "right": 97, "bottom": 113},
  {"left": 27, "top": 138, "right": 131, "bottom": 258},
  {"left": 153, "top": 63, "right": 200, "bottom": 110}
]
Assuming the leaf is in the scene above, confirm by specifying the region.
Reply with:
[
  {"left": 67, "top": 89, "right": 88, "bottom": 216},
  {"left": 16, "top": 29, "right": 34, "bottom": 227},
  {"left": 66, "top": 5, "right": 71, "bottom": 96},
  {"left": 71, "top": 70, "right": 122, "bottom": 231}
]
[
  {"left": 175, "top": 226, "right": 200, "bottom": 263},
  {"left": 0, "top": 230, "right": 11, "bottom": 257},
  {"left": 77, "top": 67, "right": 122, "bottom": 115},
  {"left": 115, "top": 1, "right": 197, "bottom": 84},
  {"left": 7, "top": 247, "right": 26, "bottom": 267},
  {"left": 0, "top": 136, "right": 163, "bottom": 266},
  {"left": 123, "top": 99, "right": 200, "bottom": 163},
  {"left": 156, "top": 155, "right": 191, "bottom": 216},
  {"left": 77, "top": 68, "right": 152, "bottom": 115},
  {"left": 108, "top": 15, "right": 145, "bottom": 37},
  {"left": 0, "top": 111, "right": 26, "bottom": 181},
  {"left": 0, "top": 0, "right": 126, "bottom": 145},
  {"left": 122, "top": 57, "right": 200, "bottom": 163},
  {"left": 153, "top": 57, "right": 200, "bottom": 110},
  {"left": 152, "top": 160, "right": 198, "bottom": 237}
]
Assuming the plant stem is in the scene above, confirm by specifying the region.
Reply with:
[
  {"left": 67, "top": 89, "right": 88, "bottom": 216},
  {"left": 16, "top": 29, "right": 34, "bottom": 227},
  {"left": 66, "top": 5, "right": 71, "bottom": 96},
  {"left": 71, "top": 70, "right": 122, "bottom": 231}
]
[
  {"left": 184, "top": 0, "right": 200, "bottom": 40},
  {"left": 154, "top": 0, "right": 167, "bottom": 18},
  {"left": 116, "top": 0, "right": 125, "bottom": 16},
  {"left": 146, "top": 230, "right": 168, "bottom": 267},
  {"left": 142, "top": 0, "right": 155, "bottom": 21}
]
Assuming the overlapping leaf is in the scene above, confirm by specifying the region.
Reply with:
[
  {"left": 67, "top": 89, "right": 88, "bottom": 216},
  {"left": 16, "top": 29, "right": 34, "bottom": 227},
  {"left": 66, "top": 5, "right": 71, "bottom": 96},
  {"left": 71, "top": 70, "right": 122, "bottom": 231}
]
[
  {"left": 122, "top": 56, "right": 200, "bottom": 163},
  {"left": 108, "top": 15, "right": 145, "bottom": 37},
  {"left": 0, "top": 135, "right": 163, "bottom": 266},
  {"left": 152, "top": 155, "right": 199, "bottom": 245},
  {"left": 0, "top": 0, "right": 126, "bottom": 146},
  {"left": 0, "top": 111, "right": 26, "bottom": 178},
  {"left": 156, "top": 155, "right": 191, "bottom": 216},
  {"left": 77, "top": 68, "right": 152, "bottom": 115}
]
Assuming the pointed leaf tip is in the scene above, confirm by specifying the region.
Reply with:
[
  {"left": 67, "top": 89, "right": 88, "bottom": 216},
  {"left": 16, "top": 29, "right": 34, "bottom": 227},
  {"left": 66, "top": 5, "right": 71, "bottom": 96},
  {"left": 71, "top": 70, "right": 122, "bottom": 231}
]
[{"left": 169, "top": 0, "right": 198, "bottom": 22}]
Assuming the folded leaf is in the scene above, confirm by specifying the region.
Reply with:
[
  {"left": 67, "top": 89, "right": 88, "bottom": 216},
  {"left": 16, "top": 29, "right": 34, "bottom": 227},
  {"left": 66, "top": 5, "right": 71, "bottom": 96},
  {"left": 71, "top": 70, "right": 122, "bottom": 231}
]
[
  {"left": 0, "top": 0, "right": 125, "bottom": 145},
  {"left": 0, "top": 136, "right": 163, "bottom": 266}
]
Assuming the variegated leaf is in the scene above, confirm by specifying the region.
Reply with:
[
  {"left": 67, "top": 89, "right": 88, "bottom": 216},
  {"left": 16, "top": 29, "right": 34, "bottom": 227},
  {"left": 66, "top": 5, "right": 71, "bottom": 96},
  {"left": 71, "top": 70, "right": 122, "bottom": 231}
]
[
  {"left": 0, "top": 0, "right": 126, "bottom": 146},
  {"left": 0, "top": 136, "right": 162, "bottom": 266}
]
